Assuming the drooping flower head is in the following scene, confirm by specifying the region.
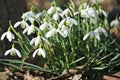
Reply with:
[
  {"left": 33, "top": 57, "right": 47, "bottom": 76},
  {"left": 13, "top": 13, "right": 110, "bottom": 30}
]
[
  {"left": 4, "top": 44, "right": 21, "bottom": 58},
  {"left": 1, "top": 28, "right": 15, "bottom": 42}
]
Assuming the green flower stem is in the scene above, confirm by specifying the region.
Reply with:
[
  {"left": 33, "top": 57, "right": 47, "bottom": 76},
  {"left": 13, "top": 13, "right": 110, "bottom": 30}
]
[{"left": 9, "top": 20, "right": 22, "bottom": 39}]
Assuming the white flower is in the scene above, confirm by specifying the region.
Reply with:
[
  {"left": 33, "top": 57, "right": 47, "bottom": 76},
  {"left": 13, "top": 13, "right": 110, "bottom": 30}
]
[
  {"left": 52, "top": 13, "right": 60, "bottom": 21},
  {"left": 58, "top": 19, "right": 66, "bottom": 28},
  {"left": 62, "top": 8, "right": 72, "bottom": 17},
  {"left": 39, "top": 22, "right": 49, "bottom": 30},
  {"left": 110, "top": 19, "right": 120, "bottom": 27},
  {"left": 47, "top": 6, "right": 56, "bottom": 15},
  {"left": 14, "top": 20, "right": 29, "bottom": 28},
  {"left": 83, "top": 27, "right": 108, "bottom": 41},
  {"left": 35, "top": 12, "right": 42, "bottom": 20},
  {"left": 81, "top": 8, "right": 97, "bottom": 18},
  {"left": 30, "top": 36, "right": 41, "bottom": 46},
  {"left": 23, "top": 25, "right": 36, "bottom": 35},
  {"left": 83, "top": 31, "right": 97, "bottom": 40},
  {"left": 94, "top": 27, "right": 108, "bottom": 37},
  {"left": 67, "top": 17, "right": 78, "bottom": 26},
  {"left": 21, "top": 11, "right": 35, "bottom": 20},
  {"left": 4, "top": 47, "right": 21, "bottom": 57},
  {"left": 56, "top": 7, "right": 63, "bottom": 13},
  {"left": 1, "top": 31, "right": 15, "bottom": 42},
  {"left": 30, "top": 35, "right": 51, "bottom": 46},
  {"left": 45, "top": 28, "right": 57, "bottom": 38},
  {"left": 32, "top": 48, "right": 46, "bottom": 58},
  {"left": 57, "top": 25, "right": 69, "bottom": 38},
  {"left": 59, "top": 17, "right": 78, "bottom": 28}
]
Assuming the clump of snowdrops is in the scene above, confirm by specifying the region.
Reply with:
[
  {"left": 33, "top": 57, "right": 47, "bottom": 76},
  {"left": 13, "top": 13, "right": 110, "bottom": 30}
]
[{"left": 1, "top": 0, "right": 120, "bottom": 79}]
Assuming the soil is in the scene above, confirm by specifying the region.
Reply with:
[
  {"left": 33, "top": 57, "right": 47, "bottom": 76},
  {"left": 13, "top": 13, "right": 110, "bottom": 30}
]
[{"left": 0, "top": 67, "right": 120, "bottom": 80}]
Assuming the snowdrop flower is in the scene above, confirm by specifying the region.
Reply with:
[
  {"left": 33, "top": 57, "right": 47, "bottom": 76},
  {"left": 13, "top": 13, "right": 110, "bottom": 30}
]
[
  {"left": 57, "top": 25, "right": 69, "bottom": 38},
  {"left": 58, "top": 19, "right": 66, "bottom": 28},
  {"left": 83, "top": 27, "right": 108, "bottom": 41},
  {"left": 14, "top": 20, "right": 29, "bottom": 28},
  {"left": 32, "top": 48, "right": 46, "bottom": 58},
  {"left": 66, "top": 17, "right": 78, "bottom": 26},
  {"left": 23, "top": 24, "right": 36, "bottom": 35},
  {"left": 94, "top": 27, "right": 108, "bottom": 37},
  {"left": 39, "top": 22, "right": 49, "bottom": 30},
  {"left": 1, "top": 31, "right": 15, "bottom": 42},
  {"left": 56, "top": 7, "right": 63, "bottom": 13},
  {"left": 62, "top": 8, "right": 73, "bottom": 17},
  {"left": 5, "top": 47, "right": 21, "bottom": 58},
  {"left": 30, "top": 35, "right": 51, "bottom": 46},
  {"left": 30, "top": 35, "right": 41, "bottom": 47},
  {"left": 35, "top": 12, "right": 42, "bottom": 21},
  {"left": 45, "top": 28, "right": 57, "bottom": 38},
  {"left": 59, "top": 17, "right": 78, "bottom": 28},
  {"left": 47, "top": 6, "right": 63, "bottom": 15},
  {"left": 52, "top": 13, "right": 60, "bottom": 21},
  {"left": 110, "top": 19, "right": 120, "bottom": 27},
  {"left": 83, "top": 31, "right": 98, "bottom": 40},
  {"left": 47, "top": 6, "right": 56, "bottom": 15},
  {"left": 81, "top": 8, "right": 97, "bottom": 18},
  {"left": 21, "top": 11, "right": 35, "bottom": 20}
]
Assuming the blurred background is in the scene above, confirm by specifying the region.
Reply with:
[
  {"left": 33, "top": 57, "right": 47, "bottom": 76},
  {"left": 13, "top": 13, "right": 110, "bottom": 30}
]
[{"left": 0, "top": 0, "right": 120, "bottom": 57}]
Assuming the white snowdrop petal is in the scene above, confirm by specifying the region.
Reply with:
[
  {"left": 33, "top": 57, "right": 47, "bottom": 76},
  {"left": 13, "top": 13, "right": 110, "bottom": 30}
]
[
  {"left": 47, "top": 6, "right": 55, "bottom": 15},
  {"left": 32, "top": 49, "right": 39, "bottom": 58},
  {"left": 45, "top": 28, "right": 57, "bottom": 38},
  {"left": 58, "top": 19, "right": 66, "bottom": 28},
  {"left": 70, "top": 18, "right": 78, "bottom": 25},
  {"left": 15, "top": 48, "right": 21, "bottom": 57},
  {"left": 35, "top": 36, "right": 41, "bottom": 46},
  {"left": 40, "top": 22, "right": 48, "bottom": 30},
  {"left": 57, "top": 30, "right": 67, "bottom": 38},
  {"left": 101, "top": 28, "right": 108, "bottom": 37},
  {"left": 83, "top": 32, "right": 91, "bottom": 40},
  {"left": 14, "top": 21, "right": 22, "bottom": 28},
  {"left": 56, "top": 7, "right": 63, "bottom": 13},
  {"left": 94, "top": 32, "right": 100, "bottom": 40},
  {"left": 30, "top": 38, "right": 36, "bottom": 45},
  {"left": 63, "top": 8, "right": 69, "bottom": 16},
  {"left": 39, "top": 48, "right": 46, "bottom": 58},
  {"left": 52, "top": 13, "right": 59, "bottom": 21},
  {"left": 1, "top": 32, "right": 7, "bottom": 40},
  {"left": 7, "top": 32, "right": 13, "bottom": 42},
  {"left": 23, "top": 27, "right": 29, "bottom": 34},
  {"left": 27, "top": 25, "right": 35, "bottom": 35},
  {"left": 4, "top": 50, "right": 11, "bottom": 56}
]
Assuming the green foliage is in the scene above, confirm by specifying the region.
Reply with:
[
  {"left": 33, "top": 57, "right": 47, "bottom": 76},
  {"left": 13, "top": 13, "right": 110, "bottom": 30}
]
[{"left": 0, "top": 1, "right": 120, "bottom": 79}]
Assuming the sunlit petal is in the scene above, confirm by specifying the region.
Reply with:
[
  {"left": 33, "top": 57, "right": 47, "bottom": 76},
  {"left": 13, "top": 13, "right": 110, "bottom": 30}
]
[
  {"left": 39, "top": 48, "right": 46, "bottom": 58},
  {"left": 32, "top": 49, "right": 39, "bottom": 58},
  {"left": 83, "top": 32, "right": 91, "bottom": 40},
  {"left": 23, "top": 27, "right": 29, "bottom": 34},
  {"left": 47, "top": 6, "right": 55, "bottom": 15},
  {"left": 30, "top": 38, "right": 36, "bottom": 45},
  {"left": 15, "top": 48, "right": 21, "bottom": 57},
  {"left": 4, "top": 50, "right": 11, "bottom": 56},
  {"left": 1, "top": 32, "right": 7, "bottom": 40},
  {"left": 14, "top": 21, "right": 22, "bottom": 28},
  {"left": 45, "top": 28, "right": 57, "bottom": 38},
  {"left": 35, "top": 36, "right": 41, "bottom": 46},
  {"left": 40, "top": 22, "right": 48, "bottom": 30},
  {"left": 7, "top": 31, "right": 14, "bottom": 42}
]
